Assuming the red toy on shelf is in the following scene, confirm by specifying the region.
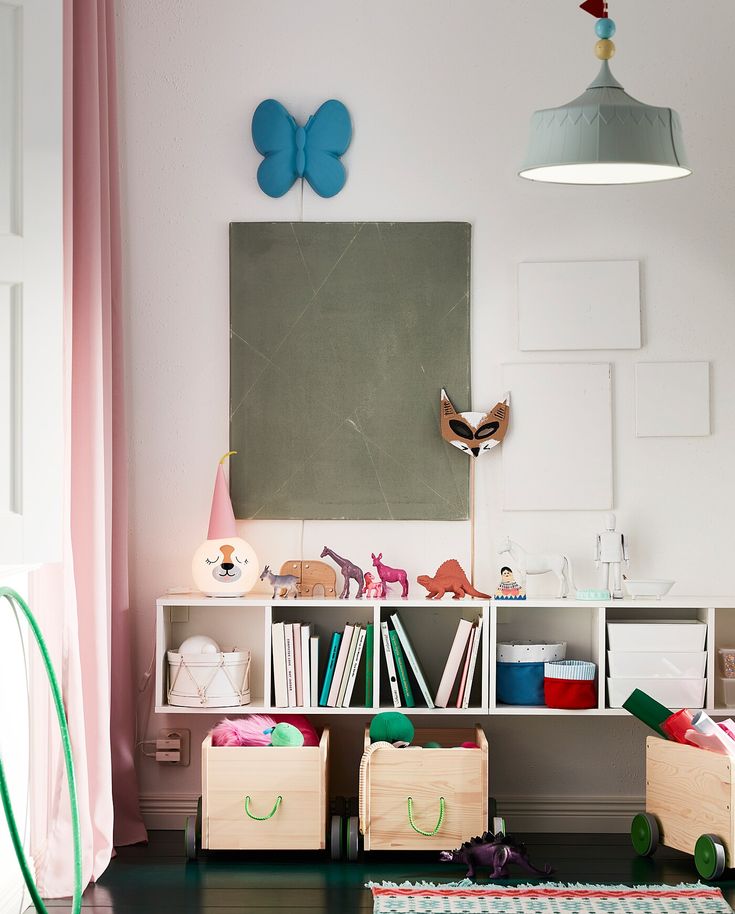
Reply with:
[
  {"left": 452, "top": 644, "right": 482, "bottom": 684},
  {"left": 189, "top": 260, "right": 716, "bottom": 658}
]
[{"left": 417, "top": 560, "right": 490, "bottom": 600}]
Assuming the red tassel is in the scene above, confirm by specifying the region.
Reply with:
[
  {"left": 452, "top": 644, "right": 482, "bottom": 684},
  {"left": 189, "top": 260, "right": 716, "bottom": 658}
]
[{"left": 579, "top": 0, "right": 608, "bottom": 17}]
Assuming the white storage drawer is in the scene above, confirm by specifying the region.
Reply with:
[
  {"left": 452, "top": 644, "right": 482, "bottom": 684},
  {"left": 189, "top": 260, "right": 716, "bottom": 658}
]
[
  {"left": 606, "top": 621, "right": 706, "bottom": 653},
  {"left": 607, "top": 677, "right": 706, "bottom": 709},
  {"left": 607, "top": 651, "right": 707, "bottom": 679}
]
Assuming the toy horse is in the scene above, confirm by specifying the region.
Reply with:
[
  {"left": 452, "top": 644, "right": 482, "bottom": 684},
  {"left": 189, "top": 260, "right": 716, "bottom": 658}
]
[
  {"left": 362, "top": 572, "right": 385, "bottom": 599},
  {"left": 497, "top": 537, "right": 576, "bottom": 599}
]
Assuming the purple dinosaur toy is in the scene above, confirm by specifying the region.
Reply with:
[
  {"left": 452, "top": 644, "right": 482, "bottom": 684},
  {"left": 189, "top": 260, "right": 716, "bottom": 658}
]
[
  {"left": 371, "top": 552, "right": 409, "bottom": 598},
  {"left": 440, "top": 831, "right": 553, "bottom": 880}
]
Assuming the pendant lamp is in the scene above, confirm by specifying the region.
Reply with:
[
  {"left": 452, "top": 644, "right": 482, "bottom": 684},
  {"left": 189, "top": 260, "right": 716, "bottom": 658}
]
[{"left": 520, "top": 3, "right": 690, "bottom": 185}]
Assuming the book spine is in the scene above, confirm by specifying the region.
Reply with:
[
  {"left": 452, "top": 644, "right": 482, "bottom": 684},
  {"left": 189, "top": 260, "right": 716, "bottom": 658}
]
[
  {"left": 301, "top": 624, "right": 312, "bottom": 709},
  {"left": 284, "top": 623, "right": 296, "bottom": 707},
  {"left": 310, "top": 635, "right": 319, "bottom": 707},
  {"left": 319, "top": 632, "right": 341, "bottom": 707},
  {"left": 342, "top": 626, "right": 367, "bottom": 707},
  {"left": 293, "top": 623, "right": 303, "bottom": 706},
  {"left": 456, "top": 627, "right": 475, "bottom": 708},
  {"left": 327, "top": 624, "right": 354, "bottom": 707},
  {"left": 389, "top": 630, "right": 415, "bottom": 708},
  {"left": 337, "top": 625, "right": 360, "bottom": 706},
  {"left": 391, "top": 613, "right": 434, "bottom": 708},
  {"left": 271, "top": 621, "right": 287, "bottom": 708},
  {"left": 462, "top": 616, "right": 483, "bottom": 709},
  {"left": 435, "top": 618, "right": 473, "bottom": 708},
  {"left": 380, "top": 621, "right": 401, "bottom": 707},
  {"left": 364, "top": 623, "right": 374, "bottom": 707}
]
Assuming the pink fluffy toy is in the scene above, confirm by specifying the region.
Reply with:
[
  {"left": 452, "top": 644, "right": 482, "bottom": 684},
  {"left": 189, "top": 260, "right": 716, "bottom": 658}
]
[{"left": 210, "top": 714, "right": 319, "bottom": 747}]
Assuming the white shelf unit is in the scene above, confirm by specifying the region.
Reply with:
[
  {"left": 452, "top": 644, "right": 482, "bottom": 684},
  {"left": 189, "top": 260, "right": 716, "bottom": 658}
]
[{"left": 154, "top": 593, "right": 735, "bottom": 717}]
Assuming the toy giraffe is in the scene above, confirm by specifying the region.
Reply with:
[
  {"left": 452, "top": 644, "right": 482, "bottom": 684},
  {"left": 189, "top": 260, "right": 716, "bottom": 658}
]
[{"left": 320, "top": 546, "right": 364, "bottom": 599}]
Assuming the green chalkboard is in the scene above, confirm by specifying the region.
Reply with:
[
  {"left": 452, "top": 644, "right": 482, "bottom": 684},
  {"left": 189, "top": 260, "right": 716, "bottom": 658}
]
[{"left": 229, "top": 222, "right": 471, "bottom": 520}]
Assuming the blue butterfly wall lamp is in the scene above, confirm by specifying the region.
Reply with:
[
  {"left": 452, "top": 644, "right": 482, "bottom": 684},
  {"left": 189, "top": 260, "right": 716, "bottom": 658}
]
[{"left": 251, "top": 99, "right": 352, "bottom": 198}]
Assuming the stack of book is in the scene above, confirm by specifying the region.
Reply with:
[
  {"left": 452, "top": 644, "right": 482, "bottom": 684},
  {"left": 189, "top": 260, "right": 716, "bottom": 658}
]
[
  {"left": 381, "top": 612, "right": 482, "bottom": 710},
  {"left": 380, "top": 612, "right": 434, "bottom": 709},
  {"left": 271, "top": 621, "right": 374, "bottom": 709},
  {"left": 434, "top": 615, "right": 483, "bottom": 709}
]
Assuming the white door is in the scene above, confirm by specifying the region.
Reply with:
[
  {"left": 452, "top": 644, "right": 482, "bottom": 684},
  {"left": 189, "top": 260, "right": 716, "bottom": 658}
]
[{"left": 0, "top": 0, "right": 63, "bottom": 567}]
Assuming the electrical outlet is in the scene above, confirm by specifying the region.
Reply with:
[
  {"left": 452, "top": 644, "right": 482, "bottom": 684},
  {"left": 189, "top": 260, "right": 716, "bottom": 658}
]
[{"left": 157, "top": 727, "right": 190, "bottom": 766}]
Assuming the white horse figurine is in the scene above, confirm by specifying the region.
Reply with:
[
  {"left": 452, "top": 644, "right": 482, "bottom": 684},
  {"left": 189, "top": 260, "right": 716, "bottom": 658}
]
[{"left": 497, "top": 537, "right": 576, "bottom": 599}]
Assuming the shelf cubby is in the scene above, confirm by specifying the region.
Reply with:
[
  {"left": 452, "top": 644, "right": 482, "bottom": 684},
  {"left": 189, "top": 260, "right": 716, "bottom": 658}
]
[
  {"left": 377, "top": 601, "right": 488, "bottom": 713},
  {"left": 156, "top": 599, "right": 267, "bottom": 710},
  {"left": 494, "top": 602, "right": 602, "bottom": 711},
  {"left": 270, "top": 601, "right": 375, "bottom": 710}
]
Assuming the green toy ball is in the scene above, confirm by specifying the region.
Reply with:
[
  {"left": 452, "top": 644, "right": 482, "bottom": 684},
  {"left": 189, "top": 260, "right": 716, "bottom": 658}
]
[
  {"left": 423, "top": 741, "right": 441, "bottom": 749},
  {"left": 369, "top": 711, "right": 414, "bottom": 747},
  {"left": 267, "top": 722, "right": 304, "bottom": 747}
]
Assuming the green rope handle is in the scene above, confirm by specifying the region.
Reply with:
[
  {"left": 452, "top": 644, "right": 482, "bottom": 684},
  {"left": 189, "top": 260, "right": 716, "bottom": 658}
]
[
  {"left": 244, "top": 795, "right": 282, "bottom": 820},
  {"left": 0, "top": 587, "right": 82, "bottom": 914},
  {"left": 407, "top": 796, "right": 445, "bottom": 836}
]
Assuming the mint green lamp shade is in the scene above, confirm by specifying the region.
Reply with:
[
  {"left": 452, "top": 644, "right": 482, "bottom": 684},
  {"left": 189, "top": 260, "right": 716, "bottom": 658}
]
[{"left": 520, "top": 60, "right": 691, "bottom": 185}]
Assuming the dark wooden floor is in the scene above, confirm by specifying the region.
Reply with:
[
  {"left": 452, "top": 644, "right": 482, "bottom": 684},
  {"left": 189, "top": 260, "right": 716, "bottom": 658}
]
[{"left": 38, "top": 830, "right": 735, "bottom": 913}]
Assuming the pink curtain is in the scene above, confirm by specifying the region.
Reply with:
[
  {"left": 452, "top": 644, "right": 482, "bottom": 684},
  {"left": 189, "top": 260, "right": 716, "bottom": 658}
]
[{"left": 30, "top": 0, "right": 146, "bottom": 897}]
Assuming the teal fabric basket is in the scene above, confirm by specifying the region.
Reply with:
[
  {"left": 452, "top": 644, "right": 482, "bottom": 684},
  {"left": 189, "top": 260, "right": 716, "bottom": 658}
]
[{"left": 496, "top": 661, "right": 545, "bottom": 705}]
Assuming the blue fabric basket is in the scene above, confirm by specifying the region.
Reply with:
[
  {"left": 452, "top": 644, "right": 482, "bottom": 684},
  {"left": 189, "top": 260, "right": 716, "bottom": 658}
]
[{"left": 497, "top": 661, "right": 545, "bottom": 705}]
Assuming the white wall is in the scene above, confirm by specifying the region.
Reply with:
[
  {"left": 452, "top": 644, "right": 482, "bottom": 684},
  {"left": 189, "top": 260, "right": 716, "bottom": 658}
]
[{"left": 116, "top": 0, "right": 735, "bottom": 829}]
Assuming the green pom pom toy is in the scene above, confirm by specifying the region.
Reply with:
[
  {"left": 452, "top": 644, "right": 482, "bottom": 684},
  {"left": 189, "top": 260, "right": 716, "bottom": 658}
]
[
  {"left": 423, "top": 741, "right": 441, "bottom": 749},
  {"left": 266, "top": 722, "right": 304, "bottom": 747},
  {"left": 369, "top": 711, "right": 414, "bottom": 747}
]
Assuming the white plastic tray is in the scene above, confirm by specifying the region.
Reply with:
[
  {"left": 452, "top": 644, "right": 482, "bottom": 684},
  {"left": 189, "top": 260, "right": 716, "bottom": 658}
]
[
  {"left": 606, "top": 621, "right": 706, "bottom": 652},
  {"left": 607, "top": 676, "right": 706, "bottom": 709},
  {"left": 607, "top": 651, "right": 707, "bottom": 679}
]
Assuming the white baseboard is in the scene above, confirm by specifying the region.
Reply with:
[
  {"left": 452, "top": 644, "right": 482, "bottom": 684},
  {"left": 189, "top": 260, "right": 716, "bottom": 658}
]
[{"left": 139, "top": 793, "right": 645, "bottom": 834}]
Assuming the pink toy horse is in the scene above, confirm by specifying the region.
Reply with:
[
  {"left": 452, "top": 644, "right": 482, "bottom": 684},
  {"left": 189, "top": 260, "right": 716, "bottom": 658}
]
[
  {"left": 371, "top": 552, "right": 409, "bottom": 598},
  {"left": 362, "top": 572, "right": 385, "bottom": 599}
]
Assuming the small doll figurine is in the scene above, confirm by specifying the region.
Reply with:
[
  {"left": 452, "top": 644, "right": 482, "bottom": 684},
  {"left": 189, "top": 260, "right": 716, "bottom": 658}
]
[
  {"left": 495, "top": 566, "right": 526, "bottom": 601},
  {"left": 595, "top": 512, "right": 629, "bottom": 599}
]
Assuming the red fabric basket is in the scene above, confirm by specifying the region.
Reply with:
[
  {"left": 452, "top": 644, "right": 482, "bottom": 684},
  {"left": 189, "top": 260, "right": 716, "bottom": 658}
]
[{"left": 544, "top": 676, "right": 597, "bottom": 710}]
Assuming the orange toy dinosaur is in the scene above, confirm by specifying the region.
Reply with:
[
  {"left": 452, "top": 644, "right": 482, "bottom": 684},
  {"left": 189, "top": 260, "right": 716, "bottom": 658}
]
[{"left": 417, "top": 560, "right": 491, "bottom": 600}]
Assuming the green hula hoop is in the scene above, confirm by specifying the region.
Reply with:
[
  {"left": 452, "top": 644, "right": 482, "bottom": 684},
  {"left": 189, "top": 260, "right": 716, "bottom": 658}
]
[{"left": 0, "top": 587, "right": 82, "bottom": 914}]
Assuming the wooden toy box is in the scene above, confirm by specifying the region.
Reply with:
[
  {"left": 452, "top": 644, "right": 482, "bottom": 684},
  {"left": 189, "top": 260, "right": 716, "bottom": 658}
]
[
  {"left": 200, "top": 729, "right": 329, "bottom": 850},
  {"left": 645, "top": 736, "right": 734, "bottom": 866},
  {"left": 360, "top": 726, "right": 488, "bottom": 851}
]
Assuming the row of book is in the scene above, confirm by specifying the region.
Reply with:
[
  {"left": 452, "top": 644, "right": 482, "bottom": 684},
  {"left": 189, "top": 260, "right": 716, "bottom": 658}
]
[
  {"left": 382, "top": 613, "right": 482, "bottom": 709},
  {"left": 271, "top": 620, "right": 374, "bottom": 708},
  {"left": 270, "top": 613, "right": 482, "bottom": 709}
]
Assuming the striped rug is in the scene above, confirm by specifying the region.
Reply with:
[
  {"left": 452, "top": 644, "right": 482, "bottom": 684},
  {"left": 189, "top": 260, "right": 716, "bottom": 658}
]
[{"left": 368, "top": 880, "right": 731, "bottom": 913}]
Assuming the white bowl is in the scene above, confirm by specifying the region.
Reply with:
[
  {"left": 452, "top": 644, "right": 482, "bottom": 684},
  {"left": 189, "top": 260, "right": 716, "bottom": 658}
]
[{"left": 623, "top": 579, "right": 675, "bottom": 599}]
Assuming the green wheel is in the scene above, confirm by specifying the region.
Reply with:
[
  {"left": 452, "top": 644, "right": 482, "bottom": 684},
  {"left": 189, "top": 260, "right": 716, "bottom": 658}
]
[
  {"left": 631, "top": 812, "right": 659, "bottom": 857},
  {"left": 695, "top": 834, "right": 726, "bottom": 880},
  {"left": 346, "top": 815, "right": 360, "bottom": 862}
]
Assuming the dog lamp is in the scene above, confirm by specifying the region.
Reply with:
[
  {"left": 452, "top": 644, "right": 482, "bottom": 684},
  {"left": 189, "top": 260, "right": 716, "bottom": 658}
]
[{"left": 192, "top": 451, "right": 258, "bottom": 597}]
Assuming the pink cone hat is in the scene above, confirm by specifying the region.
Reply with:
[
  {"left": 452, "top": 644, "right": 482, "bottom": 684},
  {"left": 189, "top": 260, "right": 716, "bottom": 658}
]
[{"left": 207, "top": 451, "right": 238, "bottom": 539}]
